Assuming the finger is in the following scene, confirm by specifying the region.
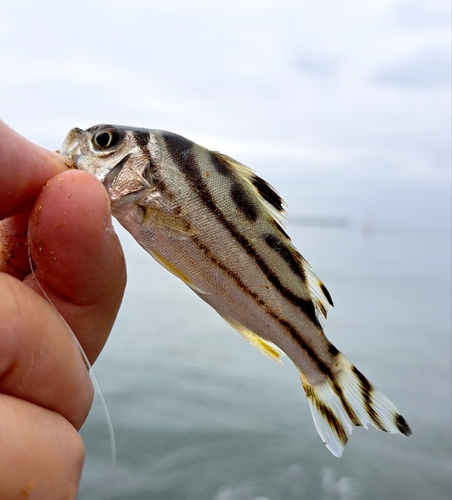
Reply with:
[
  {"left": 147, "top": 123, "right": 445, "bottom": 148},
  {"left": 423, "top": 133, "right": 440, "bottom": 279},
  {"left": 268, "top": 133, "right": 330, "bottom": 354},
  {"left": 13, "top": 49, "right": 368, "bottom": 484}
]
[
  {"left": 26, "top": 169, "right": 127, "bottom": 363},
  {"left": 0, "top": 120, "right": 71, "bottom": 219},
  {"left": 0, "top": 394, "right": 84, "bottom": 500},
  {"left": 0, "top": 273, "right": 93, "bottom": 429},
  {"left": 0, "top": 210, "right": 31, "bottom": 278}
]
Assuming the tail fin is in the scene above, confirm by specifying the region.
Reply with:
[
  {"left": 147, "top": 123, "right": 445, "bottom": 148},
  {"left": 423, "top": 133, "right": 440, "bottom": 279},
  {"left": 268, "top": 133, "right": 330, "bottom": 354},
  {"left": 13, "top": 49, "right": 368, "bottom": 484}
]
[{"left": 299, "top": 353, "right": 412, "bottom": 457}]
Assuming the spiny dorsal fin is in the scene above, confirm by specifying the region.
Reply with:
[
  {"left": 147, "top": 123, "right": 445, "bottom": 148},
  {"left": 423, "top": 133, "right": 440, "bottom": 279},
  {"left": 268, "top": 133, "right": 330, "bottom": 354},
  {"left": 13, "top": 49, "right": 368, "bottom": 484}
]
[
  {"left": 250, "top": 174, "right": 285, "bottom": 213},
  {"left": 224, "top": 316, "right": 285, "bottom": 364},
  {"left": 211, "top": 152, "right": 288, "bottom": 230},
  {"left": 212, "top": 152, "right": 333, "bottom": 327}
]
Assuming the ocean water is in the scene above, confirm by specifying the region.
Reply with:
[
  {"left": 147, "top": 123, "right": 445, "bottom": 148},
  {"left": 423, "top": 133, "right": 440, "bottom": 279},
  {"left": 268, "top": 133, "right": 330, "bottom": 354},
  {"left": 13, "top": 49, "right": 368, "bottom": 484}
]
[{"left": 78, "top": 177, "right": 451, "bottom": 500}]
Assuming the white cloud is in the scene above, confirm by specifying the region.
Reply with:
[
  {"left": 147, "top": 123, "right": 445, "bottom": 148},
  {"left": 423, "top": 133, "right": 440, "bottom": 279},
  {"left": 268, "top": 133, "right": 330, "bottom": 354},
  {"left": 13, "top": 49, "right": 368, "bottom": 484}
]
[
  {"left": 374, "top": 47, "right": 451, "bottom": 89},
  {"left": 0, "top": 0, "right": 449, "bottom": 189}
]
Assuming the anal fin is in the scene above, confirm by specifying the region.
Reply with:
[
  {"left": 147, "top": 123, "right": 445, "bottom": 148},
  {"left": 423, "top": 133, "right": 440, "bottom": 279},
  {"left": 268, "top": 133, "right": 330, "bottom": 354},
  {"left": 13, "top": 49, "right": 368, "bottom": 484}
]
[
  {"left": 149, "top": 249, "right": 207, "bottom": 295},
  {"left": 224, "top": 317, "right": 285, "bottom": 364}
]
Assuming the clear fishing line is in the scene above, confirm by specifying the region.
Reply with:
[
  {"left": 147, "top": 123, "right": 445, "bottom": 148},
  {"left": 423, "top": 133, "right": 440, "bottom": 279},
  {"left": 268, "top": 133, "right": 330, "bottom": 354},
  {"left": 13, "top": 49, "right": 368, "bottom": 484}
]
[{"left": 28, "top": 250, "right": 116, "bottom": 500}]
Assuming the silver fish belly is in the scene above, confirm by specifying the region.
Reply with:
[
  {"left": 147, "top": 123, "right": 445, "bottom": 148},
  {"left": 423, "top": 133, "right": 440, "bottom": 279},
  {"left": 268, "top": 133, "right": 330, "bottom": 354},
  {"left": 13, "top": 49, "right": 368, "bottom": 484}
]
[{"left": 60, "top": 124, "right": 412, "bottom": 456}]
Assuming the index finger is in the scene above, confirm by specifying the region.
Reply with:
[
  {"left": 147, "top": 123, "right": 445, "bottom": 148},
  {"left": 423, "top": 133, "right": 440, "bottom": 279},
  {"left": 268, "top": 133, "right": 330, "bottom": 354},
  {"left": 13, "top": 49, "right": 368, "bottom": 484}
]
[
  {"left": 0, "top": 120, "right": 72, "bottom": 219},
  {"left": 0, "top": 122, "right": 127, "bottom": 363}
]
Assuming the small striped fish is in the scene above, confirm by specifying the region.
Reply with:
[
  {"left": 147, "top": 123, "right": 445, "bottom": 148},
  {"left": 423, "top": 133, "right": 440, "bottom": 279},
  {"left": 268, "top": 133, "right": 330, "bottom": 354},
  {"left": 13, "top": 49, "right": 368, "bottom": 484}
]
[{"left": 61, "top": 125, "right": 412, "bottom": 456}]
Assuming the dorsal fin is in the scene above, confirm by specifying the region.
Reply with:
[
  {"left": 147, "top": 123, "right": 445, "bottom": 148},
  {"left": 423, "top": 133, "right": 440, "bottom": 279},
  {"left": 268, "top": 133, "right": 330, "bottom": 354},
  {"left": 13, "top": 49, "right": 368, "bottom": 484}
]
[
  {"left": 264, "top": 232, "right": 334, "bottom": 328},
  {"left": 250, "top": 174, "right": 285, "bottom": 213},
  {"left": 211, "top": 152, "right": 288, "bottom": 231},
  {"left": 297, "top": 255, "right": 334, "bottom": 327},
  {"left": 212, "top": 152, "right": 333, "bottom": 327}
]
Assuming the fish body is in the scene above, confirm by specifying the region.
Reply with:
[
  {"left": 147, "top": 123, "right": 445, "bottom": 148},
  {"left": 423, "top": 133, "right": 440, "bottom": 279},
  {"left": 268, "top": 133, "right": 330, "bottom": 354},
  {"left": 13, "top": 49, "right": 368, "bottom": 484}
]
[{"left": 61, "top": 125, "right": 411, "bottom": 456}]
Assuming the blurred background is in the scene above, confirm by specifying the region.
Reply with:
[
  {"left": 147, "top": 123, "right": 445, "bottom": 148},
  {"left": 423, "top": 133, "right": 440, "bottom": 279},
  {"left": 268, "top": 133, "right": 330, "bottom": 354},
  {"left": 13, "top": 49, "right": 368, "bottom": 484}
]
[{"left": 1, "top": 1, "right": 450, "bottom": 499}]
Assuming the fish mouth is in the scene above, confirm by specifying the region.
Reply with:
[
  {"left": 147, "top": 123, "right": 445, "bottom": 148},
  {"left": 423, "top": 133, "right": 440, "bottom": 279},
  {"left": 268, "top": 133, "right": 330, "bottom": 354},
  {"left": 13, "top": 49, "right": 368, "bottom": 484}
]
[
  {"left": 60, "top": 127, "right": 83, "bottom": 160},
  {"left": 71, "top": 154, "right": 84, "bottom": 166}
]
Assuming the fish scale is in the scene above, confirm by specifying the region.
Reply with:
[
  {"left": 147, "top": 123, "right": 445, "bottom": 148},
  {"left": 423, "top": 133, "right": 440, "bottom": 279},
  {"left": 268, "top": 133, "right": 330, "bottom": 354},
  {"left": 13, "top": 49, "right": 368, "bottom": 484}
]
[{"left": 61, "top": 124, "right": 412, "bottom": 457}]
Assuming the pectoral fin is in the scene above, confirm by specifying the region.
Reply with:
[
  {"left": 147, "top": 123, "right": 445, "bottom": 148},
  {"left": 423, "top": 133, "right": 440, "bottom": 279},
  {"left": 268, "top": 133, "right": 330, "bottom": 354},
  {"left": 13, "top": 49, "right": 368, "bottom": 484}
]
[
  {"left": 142, "top": 205, "right": 197, "bottom": 236},
  {"left": 224, "top": 317, "right": 285, "bottom": 364}
]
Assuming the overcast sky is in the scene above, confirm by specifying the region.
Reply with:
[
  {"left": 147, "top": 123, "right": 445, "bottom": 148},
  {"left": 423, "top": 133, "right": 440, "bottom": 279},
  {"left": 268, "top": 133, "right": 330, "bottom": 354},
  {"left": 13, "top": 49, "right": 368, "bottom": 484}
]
[{"left": 0, "top": 0, "right": 450, "bottom": 226}]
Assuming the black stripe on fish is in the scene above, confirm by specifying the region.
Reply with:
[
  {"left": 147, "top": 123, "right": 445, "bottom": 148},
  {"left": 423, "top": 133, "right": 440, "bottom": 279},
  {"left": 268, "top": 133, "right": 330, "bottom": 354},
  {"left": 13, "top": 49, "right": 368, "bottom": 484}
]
[
  {"left": 192, "top": 235, "right": 265, "bottom": 306},
  {"left": 162, "top": 132, "right": 320, "bottom": 328},
  {"left": 162, "top": 133, "right": 362, "bottom": 426},
  {"left": 328, "top": 343, "right": 340, "bottom": 356},
  {"left": 191, "top": 232, "right": 358, "bottom": 428},
  {"left": 208, "top": 153, "right": 285, "bottom": 217},
  {"left": 210, "top": 152, "right": 287, "bottom": 234},
  {"left": 190, "top": 234, "right": 329, "bottom": 369},
  {"left": 320, "top": 282, "right": 334, "bottom": 307},
  {"left": 395, "top": 414, "right": 412, "bottom": 436},
  {"left": 189, "top": 231, "right": 359, "bottom": 426},
  {"left": 317, "top": 300, "right": 327, "bottom": 318},
  {"left": 132, "top": 130, "right": 168, "bottom": 195},
  {"left": 271, "top": 220, "right": 290, "bottom": 240},
  {"left": 352, "top": 365, "right": 412, "bottom": 435},
  {"left": 161, "top": 131, "right": 192, "bottom": 162},
  {"left": 210, "top": 151, "right": 233, "bottom": 176},
  {"left": 230, "top": 182, "right": 259, "bottom": 222},
  {"left": 352, "top": 366, "right": 386, "bottom": 431},
  {"left": 251, "top": 174, "right": 284, "bottom": 213},
  {"left": 263, "top": 233, "right": 306, "bottom": 281},
  {"left": 133, "top": 129, "right": 151, "bottom": 153},
  {"left": 279, "top": 317, "right": 360, "bottom": 426},
  {"left": 86, "top": 124, "right": 102, "bottom": 133},
  {"left": 303, "top": 382, "right": 348, "bottom": 447}
]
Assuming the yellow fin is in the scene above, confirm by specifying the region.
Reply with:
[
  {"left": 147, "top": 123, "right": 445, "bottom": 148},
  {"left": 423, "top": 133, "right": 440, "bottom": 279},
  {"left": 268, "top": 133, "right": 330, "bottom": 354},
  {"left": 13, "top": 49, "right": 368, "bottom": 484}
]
[
  {"left": 149, "top": 249, "right": 207, "bottom": 295},
  {"left": 224, "top": 317, "right": 285, "bottom": 364}
]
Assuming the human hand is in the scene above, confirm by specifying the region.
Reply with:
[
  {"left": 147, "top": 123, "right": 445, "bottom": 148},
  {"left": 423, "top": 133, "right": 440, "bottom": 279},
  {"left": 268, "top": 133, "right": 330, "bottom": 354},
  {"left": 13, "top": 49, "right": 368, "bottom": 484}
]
[{"left": 0, "top": 120, "right": 126, "bottom": 499}]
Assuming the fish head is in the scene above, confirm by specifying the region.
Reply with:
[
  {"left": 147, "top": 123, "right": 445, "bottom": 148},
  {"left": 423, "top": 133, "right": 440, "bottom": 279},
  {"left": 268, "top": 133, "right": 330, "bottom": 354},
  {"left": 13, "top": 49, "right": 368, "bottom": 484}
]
[{"left": 60, "top": 125, "right": 158, "bottom": 217}]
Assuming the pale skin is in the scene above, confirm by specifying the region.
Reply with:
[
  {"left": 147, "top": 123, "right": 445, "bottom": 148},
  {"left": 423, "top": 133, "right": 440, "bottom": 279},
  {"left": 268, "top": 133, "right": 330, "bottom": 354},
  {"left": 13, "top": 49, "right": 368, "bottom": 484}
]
[{"left": 0, "top": 120, "right": 126, "bottom": 499}]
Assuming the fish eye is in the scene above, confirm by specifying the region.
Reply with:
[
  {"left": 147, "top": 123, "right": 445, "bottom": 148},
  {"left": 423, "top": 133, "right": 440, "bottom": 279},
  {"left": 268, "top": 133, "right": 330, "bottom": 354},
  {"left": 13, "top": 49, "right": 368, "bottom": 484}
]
[{"left": 92, "top": 128, "right": 121, "bottom": 151}]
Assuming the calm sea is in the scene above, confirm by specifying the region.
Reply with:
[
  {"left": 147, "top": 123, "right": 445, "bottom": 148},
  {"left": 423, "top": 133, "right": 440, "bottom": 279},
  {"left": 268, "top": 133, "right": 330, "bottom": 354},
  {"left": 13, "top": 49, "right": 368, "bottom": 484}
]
[{"left": 78, "top": 176, "right": 451, "bottom": 500}]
